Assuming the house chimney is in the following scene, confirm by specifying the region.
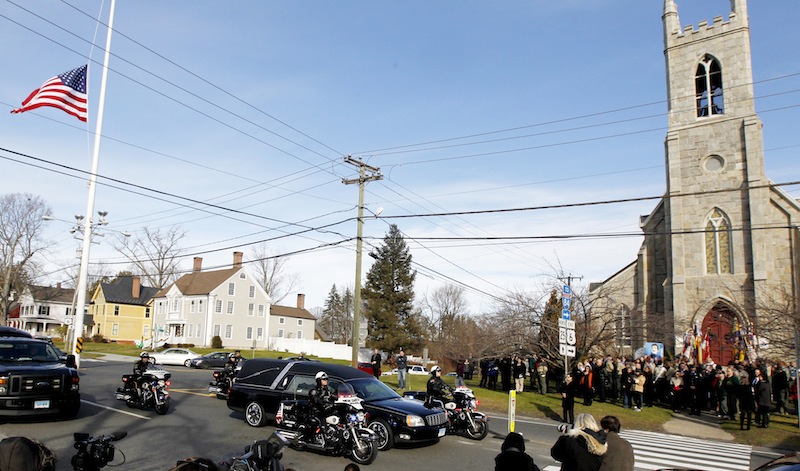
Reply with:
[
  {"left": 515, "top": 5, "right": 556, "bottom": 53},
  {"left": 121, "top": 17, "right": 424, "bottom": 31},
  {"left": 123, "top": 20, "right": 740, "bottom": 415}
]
[
  {"left": 193, "top": 257, "right": 203, "bottom": 272},
  {"left": 132, "top": 276, "right": 141, "bottom": 299},
  {"left": 297, "top": 293, "right": 305, "bottom": 309},
  {"left": 233, "top": 251, "right": 243, "bottom": 269}
]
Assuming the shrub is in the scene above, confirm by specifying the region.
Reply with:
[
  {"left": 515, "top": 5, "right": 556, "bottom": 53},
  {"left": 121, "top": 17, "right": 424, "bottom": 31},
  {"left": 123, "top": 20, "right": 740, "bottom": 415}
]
[
  {"left": 211, "top": 336, "right": 223, "bottom": 349},
  {"left": 91, "top": 334, "right": 106, "bottom": 343}
]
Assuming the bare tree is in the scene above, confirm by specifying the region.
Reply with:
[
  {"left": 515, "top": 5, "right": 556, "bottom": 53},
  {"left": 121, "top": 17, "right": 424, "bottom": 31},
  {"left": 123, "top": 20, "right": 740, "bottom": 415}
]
[
  {"left": 111, "top": 226, "right": 186, "bottom": 289},
  {"left": 249, "top": 242, "right": 300, "bottom": 304},
  {"left": 0, "top": 193, "right": 51, "bottom": 325}
]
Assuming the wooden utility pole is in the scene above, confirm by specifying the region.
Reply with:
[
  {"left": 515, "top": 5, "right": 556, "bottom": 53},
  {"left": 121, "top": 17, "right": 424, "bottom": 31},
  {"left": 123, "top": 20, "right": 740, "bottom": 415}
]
[{"left": 342, "top": 155, "right": 382, "bottom": 368}]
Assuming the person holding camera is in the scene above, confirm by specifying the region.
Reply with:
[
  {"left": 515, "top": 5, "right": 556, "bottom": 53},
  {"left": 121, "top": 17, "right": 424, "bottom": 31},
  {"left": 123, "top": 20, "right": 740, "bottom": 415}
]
[{"left": 550, "top": 413, "right": 607, "bottom": 471}]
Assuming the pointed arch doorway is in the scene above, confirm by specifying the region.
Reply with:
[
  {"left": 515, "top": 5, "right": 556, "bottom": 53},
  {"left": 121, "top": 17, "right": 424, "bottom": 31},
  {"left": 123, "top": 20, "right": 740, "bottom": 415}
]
[{"left": 701, "top": 304, "right": 737, "bottom": 365}]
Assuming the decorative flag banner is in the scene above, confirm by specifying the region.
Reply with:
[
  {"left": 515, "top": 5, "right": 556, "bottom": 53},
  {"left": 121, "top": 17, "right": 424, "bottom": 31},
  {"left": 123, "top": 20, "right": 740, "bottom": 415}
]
[{"left": 11, "top": 65, "right": 88, "bottom": 122}]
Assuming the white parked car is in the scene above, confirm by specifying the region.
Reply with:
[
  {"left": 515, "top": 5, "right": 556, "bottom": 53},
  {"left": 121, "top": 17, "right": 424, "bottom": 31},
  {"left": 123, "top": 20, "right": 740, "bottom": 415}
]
[
  {"left": 408, "top": 365, "right": 429, "bottom": 375},
  {"left": 148, "top": 348, "right": 201, "bottom": 367},
  {"left": 381, "top": 368, "right": 398, "bottom": 376}
]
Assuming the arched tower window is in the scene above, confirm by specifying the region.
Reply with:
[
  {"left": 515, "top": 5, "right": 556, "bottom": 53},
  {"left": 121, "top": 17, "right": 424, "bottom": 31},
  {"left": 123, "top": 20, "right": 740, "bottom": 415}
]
[
  {"left": 705, "top": 208, "right": 732, "bottom": 274},
  {"left": 696, "top": 55, "right": 724, "bottom": 117}
]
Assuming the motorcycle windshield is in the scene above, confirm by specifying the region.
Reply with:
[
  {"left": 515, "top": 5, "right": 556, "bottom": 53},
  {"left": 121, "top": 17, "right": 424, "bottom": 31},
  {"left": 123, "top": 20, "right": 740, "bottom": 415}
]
[{"left": 335, "top": 383, "right": 361, "bottom": 406}]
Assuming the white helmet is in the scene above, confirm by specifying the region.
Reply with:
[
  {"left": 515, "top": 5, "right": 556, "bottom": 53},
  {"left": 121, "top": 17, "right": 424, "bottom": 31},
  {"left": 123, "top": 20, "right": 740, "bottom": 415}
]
[
  {"left": 315, "top": 371, "right": 328, "bottom": 384},
  {"left": 430, "top": 366, "right": 441, "bottom": 375}
]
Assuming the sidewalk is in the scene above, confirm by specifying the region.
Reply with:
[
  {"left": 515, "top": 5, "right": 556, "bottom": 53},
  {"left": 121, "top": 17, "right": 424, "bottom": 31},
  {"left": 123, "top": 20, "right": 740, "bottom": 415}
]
[{"left": 662, "top": 410, "right": 734, "bottom": 441}]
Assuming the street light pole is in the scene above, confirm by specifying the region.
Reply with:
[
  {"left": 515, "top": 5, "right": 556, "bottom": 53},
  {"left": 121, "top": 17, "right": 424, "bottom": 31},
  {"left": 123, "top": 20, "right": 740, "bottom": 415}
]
[{"left": 342, "top": 155, "right": 382, "bottom": 368}]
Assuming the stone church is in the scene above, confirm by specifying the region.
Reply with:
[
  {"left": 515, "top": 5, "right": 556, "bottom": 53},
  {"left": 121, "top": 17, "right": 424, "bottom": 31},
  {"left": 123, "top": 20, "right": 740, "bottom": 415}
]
[{"left": 590, "top": 0, "right": 800, "bottom": 364}]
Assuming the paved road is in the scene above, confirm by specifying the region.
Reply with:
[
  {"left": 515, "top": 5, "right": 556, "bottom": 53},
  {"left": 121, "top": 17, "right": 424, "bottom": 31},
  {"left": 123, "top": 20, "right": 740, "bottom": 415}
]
[{"left": 0, "top": 358, "right": 782, "bottom": 471}]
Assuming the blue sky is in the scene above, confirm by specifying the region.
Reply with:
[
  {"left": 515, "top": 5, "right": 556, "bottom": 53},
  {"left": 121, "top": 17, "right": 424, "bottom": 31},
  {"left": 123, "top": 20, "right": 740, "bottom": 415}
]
[{"left": 2, "top": 1, "right": 799, "bottom": 313}]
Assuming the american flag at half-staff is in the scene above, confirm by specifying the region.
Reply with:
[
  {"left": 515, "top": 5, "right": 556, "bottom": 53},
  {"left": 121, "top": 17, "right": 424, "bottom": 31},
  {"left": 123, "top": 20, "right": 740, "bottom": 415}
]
[{"left": 11, "top": 65, "right": 88, "bottom": 122}]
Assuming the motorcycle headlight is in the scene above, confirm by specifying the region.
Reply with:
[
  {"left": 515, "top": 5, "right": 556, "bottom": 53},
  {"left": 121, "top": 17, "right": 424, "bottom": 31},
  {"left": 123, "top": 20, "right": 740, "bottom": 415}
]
[
  {"left": 469, "top": 399, "right": 477, "bottom": 409},
  {"left": 356, "top": 411, "right": 366, "bottom": 422},
  {"left": 158, "top": 380, "right": 166, "bottom": 387},
  {"left": 406, "top": 415, "right": 425, "bottom": 427}
]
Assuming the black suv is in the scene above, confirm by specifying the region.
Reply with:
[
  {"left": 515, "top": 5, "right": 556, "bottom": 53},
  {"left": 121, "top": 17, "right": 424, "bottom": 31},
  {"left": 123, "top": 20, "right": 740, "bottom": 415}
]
[
  {"left": 227, "top": 359, "right": 448, "bottom": 450},
  {"left": 0, "top": 335, "right": 80, "bottom": 419}
]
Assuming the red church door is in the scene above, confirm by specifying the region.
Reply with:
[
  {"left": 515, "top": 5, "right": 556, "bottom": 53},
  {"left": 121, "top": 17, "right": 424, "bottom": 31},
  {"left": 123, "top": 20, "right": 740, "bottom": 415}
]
[{"left": 702, "top": 306, "right": 736, "bottom": 365}]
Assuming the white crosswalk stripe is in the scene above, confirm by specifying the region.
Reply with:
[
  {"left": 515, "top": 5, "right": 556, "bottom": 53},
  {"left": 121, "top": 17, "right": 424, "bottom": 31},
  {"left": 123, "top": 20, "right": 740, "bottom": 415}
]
[
  {"left": 541, "top": 430, "right": 751, "bottom": 471},
  {"left": 621, "top": 429, "right": 751, "bottom": 471}
]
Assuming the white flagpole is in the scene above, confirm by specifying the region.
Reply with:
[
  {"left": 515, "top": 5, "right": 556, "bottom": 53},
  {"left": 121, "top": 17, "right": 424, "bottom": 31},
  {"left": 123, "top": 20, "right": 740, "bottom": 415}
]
[{"left": 72, "top": 0, "right": 116, "bottom": 368}]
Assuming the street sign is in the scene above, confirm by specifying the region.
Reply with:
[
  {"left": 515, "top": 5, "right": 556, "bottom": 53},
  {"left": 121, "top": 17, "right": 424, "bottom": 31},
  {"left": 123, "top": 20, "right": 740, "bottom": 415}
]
[
  {"left": 565, "top": 345, "right": 576, "bottom": 357},
  {"left": 561, "top": 309, "right": 571, "bottom": 320},
  {"left": 567, "top": 329, "right": 576, "bottom": 346},
  {"left": 562, "top": 297, "right": 571, "bottom": 310},
  {"left": 562, "top": 285, "right": 571, "bottom": 296},
  {"left": 559, "top": 327, "right": 566, "bottom": 343}
]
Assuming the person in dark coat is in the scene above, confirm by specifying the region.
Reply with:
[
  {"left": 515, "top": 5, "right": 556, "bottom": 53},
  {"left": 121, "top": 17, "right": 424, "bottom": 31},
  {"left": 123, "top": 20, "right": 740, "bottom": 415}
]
[
  {"left": 495, "top": 432, "right": 541, "bottom": 471},
  {"left": 753, "top": 368, "right": 772, "bottom": 428},
  {"left": 0, "top": 436, "right": 55, "bottom": 471},
  {"left": 551, "top": 413, "right": 607, "bottom": 471},
  {"left": 737, "top": 369, "right": 753, "bottom": 430},
  {"left": 558, "top": 373, "right": 579, "bottom": 424},
  {"left": 598, "top": 416, "right": 633, "bottom": 471},
  {"left": 370, "top": 349, "right": 382, "bottom": 378}
]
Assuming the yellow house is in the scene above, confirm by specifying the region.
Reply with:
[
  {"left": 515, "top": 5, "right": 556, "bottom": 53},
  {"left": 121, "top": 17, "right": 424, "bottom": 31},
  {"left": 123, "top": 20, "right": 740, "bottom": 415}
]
[{"left": 90, "top": 276, "right": 159, "bottom": 343}]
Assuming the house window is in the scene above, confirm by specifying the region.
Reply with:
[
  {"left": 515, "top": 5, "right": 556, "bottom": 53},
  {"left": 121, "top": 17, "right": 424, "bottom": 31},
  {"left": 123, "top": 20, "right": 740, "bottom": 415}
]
[
  {"left": 249, "top": 286, "right": 255, "bottom": 298},
  {"left": 38, "top": 306, "right": 50, "bottom": 316},
  {"left": 145, "top": 307, "right": 150, "bottom": 318},
  {"left": 188, "top": 324, "right": 194, "bottom": 338},
  {"left": 112, "top": 324, "right": 119, "bottom": 335},
  {"left": 696, "top": 55, "right": 724, "bottom": 117},
  {"left": 246, "top": 327, "right": 253, "bottom": 340},
  {"left": 114, "top": 306, "right": 119, "bottom": 316},
  {"left": 143, "top": 325, "right": 150, "bottom": 337},
  {"left": 705, "top": 208, "right": 732, "bottom": 274},
  {"left": 258, "top": 305, "right": 265, "bottom": 317},
  {"left": 172, "top": 298, "right": 179, "bottom": 311},
  {"left": 227, "top": 301, "right": 234, "bottom": 315},
  {"left": 225, "top": 325, "right": 232, "bottom": 339},
  {"left": 215, "top": 300, "right": 223, "bottom": 313},
  {"left": 615, "top": 305, "right": 632, "bottom": 349},
  {"left": 175, "top": 325, "right": 184, "bottom": 337},
  {"left": 66, "top": 307, "right": 72, "bottom": 316},
  {"left": 214, "top": 324, "right": 221, "bottom": 337},
  {"left": 190, "top": 300, "right": 196, "bottom": 313},
  {"left": 198, "top": 300, "right": 204, "bottom": 313},
  {"left": 228, "top": 283, "right": 235, "bottom": 296},
  {"left": 239, "top": 273, "right": 246, "bottom": 279},
  {"left": 197, "top": 323, "right": 201, "bottom": 338},
  {"left": 256, "top": 327, "right": 263, "bottom": 340},
  {"left": 157, "top": 302, "right": 163, "bottom": 314},
  {"left": 279, "top": 317, "right": 285, "bottom": 324},
  {"left": 248, "top": 303, "right": 254, "bottom": 316},
  {"left": 297, "top": 319, "right": 303, "bottom": 326},
  {"left": 277, "top": 329, "right": 284, "bottom": 338},
  {"left": 297, "top": 330, "right": 303, "bottom": 339}
]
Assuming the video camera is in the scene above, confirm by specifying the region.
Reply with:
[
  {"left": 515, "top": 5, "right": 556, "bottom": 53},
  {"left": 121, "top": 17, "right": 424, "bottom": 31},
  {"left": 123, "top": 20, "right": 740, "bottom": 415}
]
[
  {"left": 71, "top": 431, "right": 127, "bottom": 471},
  {"left": 227, "top": 432, "right": 288, "bottom": 471}
]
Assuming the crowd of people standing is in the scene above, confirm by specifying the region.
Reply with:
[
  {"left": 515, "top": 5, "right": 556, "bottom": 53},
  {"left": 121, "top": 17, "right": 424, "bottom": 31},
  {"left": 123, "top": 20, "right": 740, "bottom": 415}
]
[{"left": 474, "top": 352, "right": 797, "bottom": 430}]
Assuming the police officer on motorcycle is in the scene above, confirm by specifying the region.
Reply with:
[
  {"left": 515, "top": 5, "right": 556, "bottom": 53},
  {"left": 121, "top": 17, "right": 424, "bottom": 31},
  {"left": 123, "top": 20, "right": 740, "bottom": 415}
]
[
  {"left": 426, "top": 365, "right": 453, "bottom": 408},
  {"left": 304, "top": 371, "right": 335, "bottom": 437},
  {"left": 225, "top": 350, "right": 243, "bottom": 372},
  {"left": 132, "top": 352, "right": 151, "bottom": 400}
]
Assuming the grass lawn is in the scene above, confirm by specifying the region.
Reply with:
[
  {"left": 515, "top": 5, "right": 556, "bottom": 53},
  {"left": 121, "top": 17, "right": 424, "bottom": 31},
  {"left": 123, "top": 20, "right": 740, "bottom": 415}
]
[{"left": 82, "top": 342, "right": 800, "bottom": 449}]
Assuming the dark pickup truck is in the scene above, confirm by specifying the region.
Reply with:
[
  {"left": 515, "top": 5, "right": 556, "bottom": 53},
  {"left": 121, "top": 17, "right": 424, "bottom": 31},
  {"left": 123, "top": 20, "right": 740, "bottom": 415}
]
[
  {"left": 227, "top": 359, "right": 447, "bottom": 450},
  {"left": 0, "top": 334, "right": 80, "bottom": 419}
]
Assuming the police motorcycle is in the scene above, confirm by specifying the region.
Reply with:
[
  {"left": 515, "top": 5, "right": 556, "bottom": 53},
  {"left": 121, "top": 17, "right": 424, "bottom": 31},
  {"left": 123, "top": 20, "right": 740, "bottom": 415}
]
[
  {"left": 274, "top": 378, "right": 379, "bottom": 465},
  {"left": 208, "top": 355, "right": 242, "bottom": 400},
  {"left": 114, "top": 354, "right": 171, "bottom": 415},
  {"left": 404, "top": 373, "right": 488, "bottom": 440},
  {"left": 444, "top": 378, "right": 489, "bottom": 440}
]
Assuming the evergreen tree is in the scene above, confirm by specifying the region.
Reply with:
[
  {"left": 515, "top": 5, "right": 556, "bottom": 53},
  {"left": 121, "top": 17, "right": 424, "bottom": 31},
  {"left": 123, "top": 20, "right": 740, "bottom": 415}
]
[
  {"left": 317, "top": 284, "right": 353, "bottom": 345},
  {"left": 362, "top": 224, "right": 422, "bottom": 352}
]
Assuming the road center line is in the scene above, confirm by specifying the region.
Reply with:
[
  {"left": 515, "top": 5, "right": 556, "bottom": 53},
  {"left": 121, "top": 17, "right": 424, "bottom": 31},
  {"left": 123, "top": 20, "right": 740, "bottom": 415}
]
[{"left": 80, "top": 399, "right": 151, "bottom": 420}]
